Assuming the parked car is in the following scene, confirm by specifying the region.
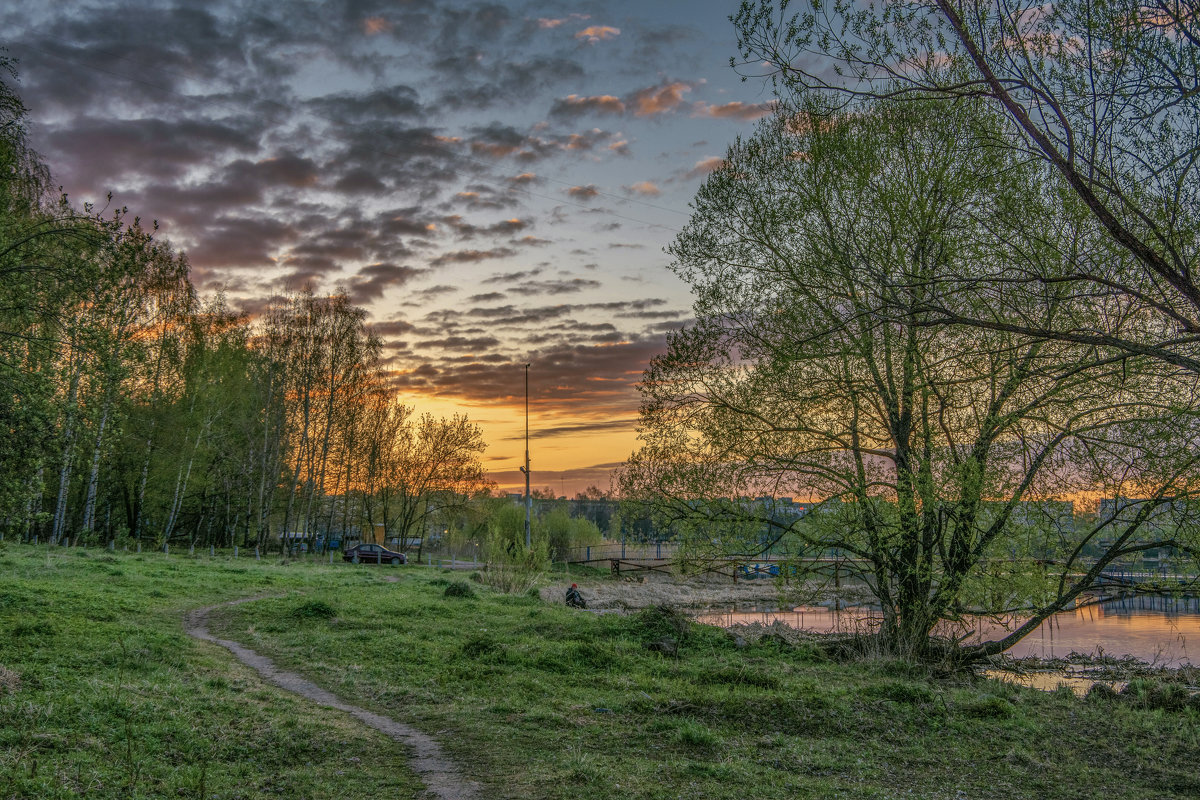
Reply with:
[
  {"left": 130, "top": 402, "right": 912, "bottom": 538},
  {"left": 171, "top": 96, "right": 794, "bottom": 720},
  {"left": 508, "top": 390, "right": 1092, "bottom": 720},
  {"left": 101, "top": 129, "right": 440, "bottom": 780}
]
[{"left": 342, "top": 543, "right": 406, "bottom": 565}]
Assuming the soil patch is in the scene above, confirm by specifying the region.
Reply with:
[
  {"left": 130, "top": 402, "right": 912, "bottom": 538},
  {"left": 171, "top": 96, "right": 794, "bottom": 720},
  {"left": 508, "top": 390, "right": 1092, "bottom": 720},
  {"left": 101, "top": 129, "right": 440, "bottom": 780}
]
[{"left": 185, "top": 597, "right": 479, "bottom": 800}]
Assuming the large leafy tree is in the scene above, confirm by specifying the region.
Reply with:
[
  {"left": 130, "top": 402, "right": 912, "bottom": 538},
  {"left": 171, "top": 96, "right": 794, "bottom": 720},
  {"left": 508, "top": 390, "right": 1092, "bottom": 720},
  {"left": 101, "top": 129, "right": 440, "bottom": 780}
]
[{"left": 621, "top": 98, "right": 1200, "bottom": 658}]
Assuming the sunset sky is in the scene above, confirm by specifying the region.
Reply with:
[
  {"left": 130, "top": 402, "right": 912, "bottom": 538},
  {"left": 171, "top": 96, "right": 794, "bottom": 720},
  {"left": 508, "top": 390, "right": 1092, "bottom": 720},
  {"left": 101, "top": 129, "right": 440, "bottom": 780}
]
[{"left": 3, "top": 0, "right": 776, "bottom": 496}]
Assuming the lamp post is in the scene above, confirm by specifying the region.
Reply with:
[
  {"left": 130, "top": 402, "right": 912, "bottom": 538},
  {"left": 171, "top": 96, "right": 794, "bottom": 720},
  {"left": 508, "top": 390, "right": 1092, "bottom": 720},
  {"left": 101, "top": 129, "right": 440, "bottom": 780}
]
[{"left": 519, "top": 363, "right": 531, "bottom": 549}]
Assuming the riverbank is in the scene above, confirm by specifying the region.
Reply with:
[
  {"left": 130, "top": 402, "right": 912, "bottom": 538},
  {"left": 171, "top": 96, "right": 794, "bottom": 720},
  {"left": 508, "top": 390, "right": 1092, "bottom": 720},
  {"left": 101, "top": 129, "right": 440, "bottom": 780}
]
[
  {"left": 539, "top": 568, "right": 875, "bottom": 610},
  {"left": 3, "top": 545, "right": 1199, "bottom": 799}
]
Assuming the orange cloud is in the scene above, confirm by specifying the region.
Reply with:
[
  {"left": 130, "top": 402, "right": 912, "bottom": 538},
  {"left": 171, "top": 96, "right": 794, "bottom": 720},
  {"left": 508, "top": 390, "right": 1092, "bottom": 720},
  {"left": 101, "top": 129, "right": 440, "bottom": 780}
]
[
  {"left": 575, "top": 25, "right": 621, "bottom": 43},
  {"left": 685, "top": 157, "right": 726, "bottom": 179},
  {"left": 629, "top": 82, "right": 691, "bottom": 116},
  {"left": 538, "top": 13, "right": 590, "bottom": 29},
  {"left": 553, "top": 94, "right": 626, "bottom": 115},
  {"left": 471, "top": 141, "right": 521, "bottom": 158},
  {"left": 627, "top": 181, "right": 660, "bottom": 196},
  {"left": 692, "top": 100, "right": 776, "bottom": 121},
  {"left": 566, "top": 185, "right": 599, "bottom": 200},
  {"left": 363, "top": 16, "right": 391, "bottom": 35}
]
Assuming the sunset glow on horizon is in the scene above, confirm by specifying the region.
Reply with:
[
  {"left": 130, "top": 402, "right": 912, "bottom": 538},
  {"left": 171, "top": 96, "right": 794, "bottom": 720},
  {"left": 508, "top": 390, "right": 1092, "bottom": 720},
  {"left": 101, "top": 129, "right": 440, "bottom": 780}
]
[{"left": 2, "top": 0, "right": 774, "bottom": 495}]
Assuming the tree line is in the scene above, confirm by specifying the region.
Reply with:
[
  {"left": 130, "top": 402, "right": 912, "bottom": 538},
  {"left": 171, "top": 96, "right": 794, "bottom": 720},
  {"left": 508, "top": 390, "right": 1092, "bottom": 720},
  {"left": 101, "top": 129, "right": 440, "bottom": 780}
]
[{"left": 0, "top": 58, "right": 488, "bottom": 552}]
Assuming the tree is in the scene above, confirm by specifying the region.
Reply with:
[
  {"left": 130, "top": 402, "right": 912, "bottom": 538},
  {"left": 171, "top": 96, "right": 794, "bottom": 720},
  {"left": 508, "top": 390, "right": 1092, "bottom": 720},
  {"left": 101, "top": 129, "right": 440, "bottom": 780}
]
[
  {"left": 364, "top": 408, "right": 490, "bottom": 559},
  {"left": 0, "top": 64, "right": 493, "bottom": 551},
  {"left": 620, "top": 98, "right": 1200, "bottom": 659},
  {"left": 0, "top": 54, "right": 101, "bottom": 533},
  {"left": 733, "top": 0, "right": 1200, "bottom": 372},
  {"left": 263, "top": 288, "right": 381, "bottom": 547}
]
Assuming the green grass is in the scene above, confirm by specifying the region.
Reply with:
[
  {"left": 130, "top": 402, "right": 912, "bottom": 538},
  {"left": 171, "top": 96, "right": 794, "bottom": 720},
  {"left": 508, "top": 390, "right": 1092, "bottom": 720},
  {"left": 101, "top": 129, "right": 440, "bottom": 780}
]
[
  {"left": 3, "top": 542, "right": 1200, "bottom": 800},
  {"left": 0, "top": 544, "right": 425, "bottom": 799},
  {"left": 214, "top": 567, "right": 1200, "bottom": 800}
]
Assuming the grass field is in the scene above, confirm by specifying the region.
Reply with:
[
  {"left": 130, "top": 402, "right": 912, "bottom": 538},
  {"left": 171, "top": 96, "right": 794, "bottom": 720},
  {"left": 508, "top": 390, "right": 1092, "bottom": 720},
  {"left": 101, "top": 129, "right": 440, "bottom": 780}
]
[
  {"left": 0, "top": 543, "right": 425, "bottom": 799},
  {"left": 2, "top": 542, "right": 1199, "bottom": 799}
]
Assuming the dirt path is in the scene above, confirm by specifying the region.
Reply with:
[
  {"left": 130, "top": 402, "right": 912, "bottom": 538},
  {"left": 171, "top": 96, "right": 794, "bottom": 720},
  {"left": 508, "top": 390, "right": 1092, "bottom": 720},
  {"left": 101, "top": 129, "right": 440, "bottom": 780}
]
[{"left": 185, "top": 597, "right": 479, "bottom": 800}]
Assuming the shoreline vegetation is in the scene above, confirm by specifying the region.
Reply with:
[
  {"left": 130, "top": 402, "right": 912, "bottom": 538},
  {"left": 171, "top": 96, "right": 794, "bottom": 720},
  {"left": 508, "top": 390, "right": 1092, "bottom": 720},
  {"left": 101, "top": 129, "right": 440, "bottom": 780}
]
[{"left": 3, "top": 543, "right": 1199, "bottom": 799}]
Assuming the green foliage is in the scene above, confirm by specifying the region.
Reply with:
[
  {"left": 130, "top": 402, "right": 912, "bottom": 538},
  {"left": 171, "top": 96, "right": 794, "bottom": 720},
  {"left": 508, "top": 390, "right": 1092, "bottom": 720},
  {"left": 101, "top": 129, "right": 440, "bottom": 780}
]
[
  {"left": 479, "top": 529, "right": 549, "bottom": 594},
  {"left": 459, "top": 633, "right": 500, "bottom": 659},
  {"left": 538, "top": 506, "right": 602, "bottom": 560},
  {"left": 633, "top": 605, "right": 694, "bottom": 646},
  {"left": 0, "top": 59, "right": 491, "bottom": 551},
  {"left": 1120, "top": 678, "right": 1196, "bottom": 712},
  {"left": 620, "top": 80, "right": 1200, "bottom": 661},
  {"left": 291, "top": 599, "right": 337, "bottom": 620},
  {"left": 443, "top": 580, "right": 476, "bottom": 599}
]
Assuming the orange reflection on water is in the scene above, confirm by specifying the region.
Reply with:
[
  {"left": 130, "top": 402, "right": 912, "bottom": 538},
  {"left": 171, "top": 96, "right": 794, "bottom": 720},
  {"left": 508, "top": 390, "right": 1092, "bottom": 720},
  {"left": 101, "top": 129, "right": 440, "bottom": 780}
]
[{"left": 696, "top": 596, "right": 1200, "bottom": 667}]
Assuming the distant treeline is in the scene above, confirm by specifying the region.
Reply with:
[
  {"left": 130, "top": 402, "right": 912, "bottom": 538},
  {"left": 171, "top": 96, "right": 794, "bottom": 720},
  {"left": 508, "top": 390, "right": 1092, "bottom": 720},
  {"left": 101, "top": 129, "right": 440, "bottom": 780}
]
[{"left": 0, "top": 59, "right": 487, "bottom": 550}]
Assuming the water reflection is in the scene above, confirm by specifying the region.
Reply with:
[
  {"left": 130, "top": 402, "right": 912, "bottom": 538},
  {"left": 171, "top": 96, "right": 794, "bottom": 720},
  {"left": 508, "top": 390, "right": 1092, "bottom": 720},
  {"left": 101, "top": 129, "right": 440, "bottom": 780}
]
[
  {"left": 695, "top": 595, "right": 1200, "bottom": 667},
  {"left": 979, "top": 669, "right": 1126, "bottom": 696}
]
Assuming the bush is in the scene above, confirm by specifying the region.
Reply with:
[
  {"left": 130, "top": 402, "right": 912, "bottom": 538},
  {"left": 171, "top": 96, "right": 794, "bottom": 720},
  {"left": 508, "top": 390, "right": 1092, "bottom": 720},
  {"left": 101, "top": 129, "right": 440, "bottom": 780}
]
[
  {"left": 479, "top": 530, "right": 549, "bottom": 594},
  {"left": 1120, "top": 678, "right": 1193, "bottom": 712},
  {"left": 1085, "top": 682, "right": 1121, "bottom": 702},
  {"left": 634, "top": 605, "right": 693, "bottom": 644},
  {"left": 540, "top": 507, "right": 602, "bottom": 560},
  {"left": 460, "top": 634, "right": 501, "bottom": 660},
  {"left": 291, "top": 600, "right": 336, "bottom": 620},
  {"left": 444, "top": 581, "right": 476, "bottom": 599}
]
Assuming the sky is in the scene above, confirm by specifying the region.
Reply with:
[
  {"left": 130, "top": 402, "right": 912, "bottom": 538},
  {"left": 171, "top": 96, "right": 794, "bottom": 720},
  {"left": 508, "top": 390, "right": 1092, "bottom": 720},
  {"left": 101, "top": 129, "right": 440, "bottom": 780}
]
[{"left": 2, "top": 0, "right": 777, "bottom": 497}]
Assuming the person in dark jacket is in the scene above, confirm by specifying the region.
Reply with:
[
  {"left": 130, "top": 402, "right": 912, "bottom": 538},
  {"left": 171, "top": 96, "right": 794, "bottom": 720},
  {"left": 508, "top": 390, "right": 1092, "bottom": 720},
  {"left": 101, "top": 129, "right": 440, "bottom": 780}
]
[{"left": 565, "top": 583, "right": 586, "bottom": 608}]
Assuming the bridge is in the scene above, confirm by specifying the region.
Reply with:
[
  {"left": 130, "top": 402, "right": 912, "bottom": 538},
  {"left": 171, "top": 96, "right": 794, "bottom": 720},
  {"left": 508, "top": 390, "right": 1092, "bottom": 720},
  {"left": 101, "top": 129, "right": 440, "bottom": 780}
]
[{"left": 1094, "top": 568, "right": 1199, "bottom": 591}]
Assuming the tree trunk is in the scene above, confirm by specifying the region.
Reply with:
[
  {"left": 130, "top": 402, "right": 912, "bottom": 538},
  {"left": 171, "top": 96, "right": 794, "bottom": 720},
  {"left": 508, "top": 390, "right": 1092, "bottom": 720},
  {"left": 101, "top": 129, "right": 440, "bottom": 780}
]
[
  {"left": 80, "top": 392, "right": 114, "bottom": 540},
  {"left": 51, "top": 362, "right": 82, "bottom": 545}
]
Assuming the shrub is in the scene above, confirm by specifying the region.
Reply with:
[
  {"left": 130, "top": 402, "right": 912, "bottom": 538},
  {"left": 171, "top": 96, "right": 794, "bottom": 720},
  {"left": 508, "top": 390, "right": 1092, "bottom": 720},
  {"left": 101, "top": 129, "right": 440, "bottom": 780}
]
[
  {"left": 1085, "top": 682, "right": 1121, "bottom": 702},
  {"left": 444, "top": 581, "right": 476, "bottom": 599},
  {"left": 291, "top": 600, "right": 336, "bottom": 620},
  {"left": 1121, "top": 678, "right": 1193, "bottom": 712},
  {"left": 479, "top": 530, "right": 548, "bottom": 594},
  {"left": 634, "top": 605, "right": 693, "bottom": 645}
]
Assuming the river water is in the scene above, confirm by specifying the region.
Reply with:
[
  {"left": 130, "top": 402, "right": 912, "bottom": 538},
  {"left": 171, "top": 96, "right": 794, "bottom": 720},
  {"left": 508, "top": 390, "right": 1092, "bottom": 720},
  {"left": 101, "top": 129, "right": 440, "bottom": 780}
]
[{"left": 696, "top": 595, "right": 1200, "bottom": 667}]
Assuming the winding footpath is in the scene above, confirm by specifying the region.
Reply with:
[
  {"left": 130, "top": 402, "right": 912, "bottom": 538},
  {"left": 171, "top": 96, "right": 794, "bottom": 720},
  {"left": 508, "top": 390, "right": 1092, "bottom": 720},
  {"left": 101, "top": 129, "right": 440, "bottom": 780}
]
[{"left": 185, "top": 597, "right": 480, "bottom": 800}]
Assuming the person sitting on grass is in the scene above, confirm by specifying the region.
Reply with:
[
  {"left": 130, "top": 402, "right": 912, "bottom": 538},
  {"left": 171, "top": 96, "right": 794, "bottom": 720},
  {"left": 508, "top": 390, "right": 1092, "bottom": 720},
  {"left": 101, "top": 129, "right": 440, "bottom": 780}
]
[{"left": 565, "top": 583, "right": 586, "bottom": 608}]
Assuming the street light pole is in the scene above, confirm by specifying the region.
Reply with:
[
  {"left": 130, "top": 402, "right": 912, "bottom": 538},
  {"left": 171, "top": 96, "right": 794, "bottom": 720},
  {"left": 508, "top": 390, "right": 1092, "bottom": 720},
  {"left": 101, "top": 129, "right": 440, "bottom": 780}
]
[{"left": 521, "top": 363, "right": 531, "bottom": 549}]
